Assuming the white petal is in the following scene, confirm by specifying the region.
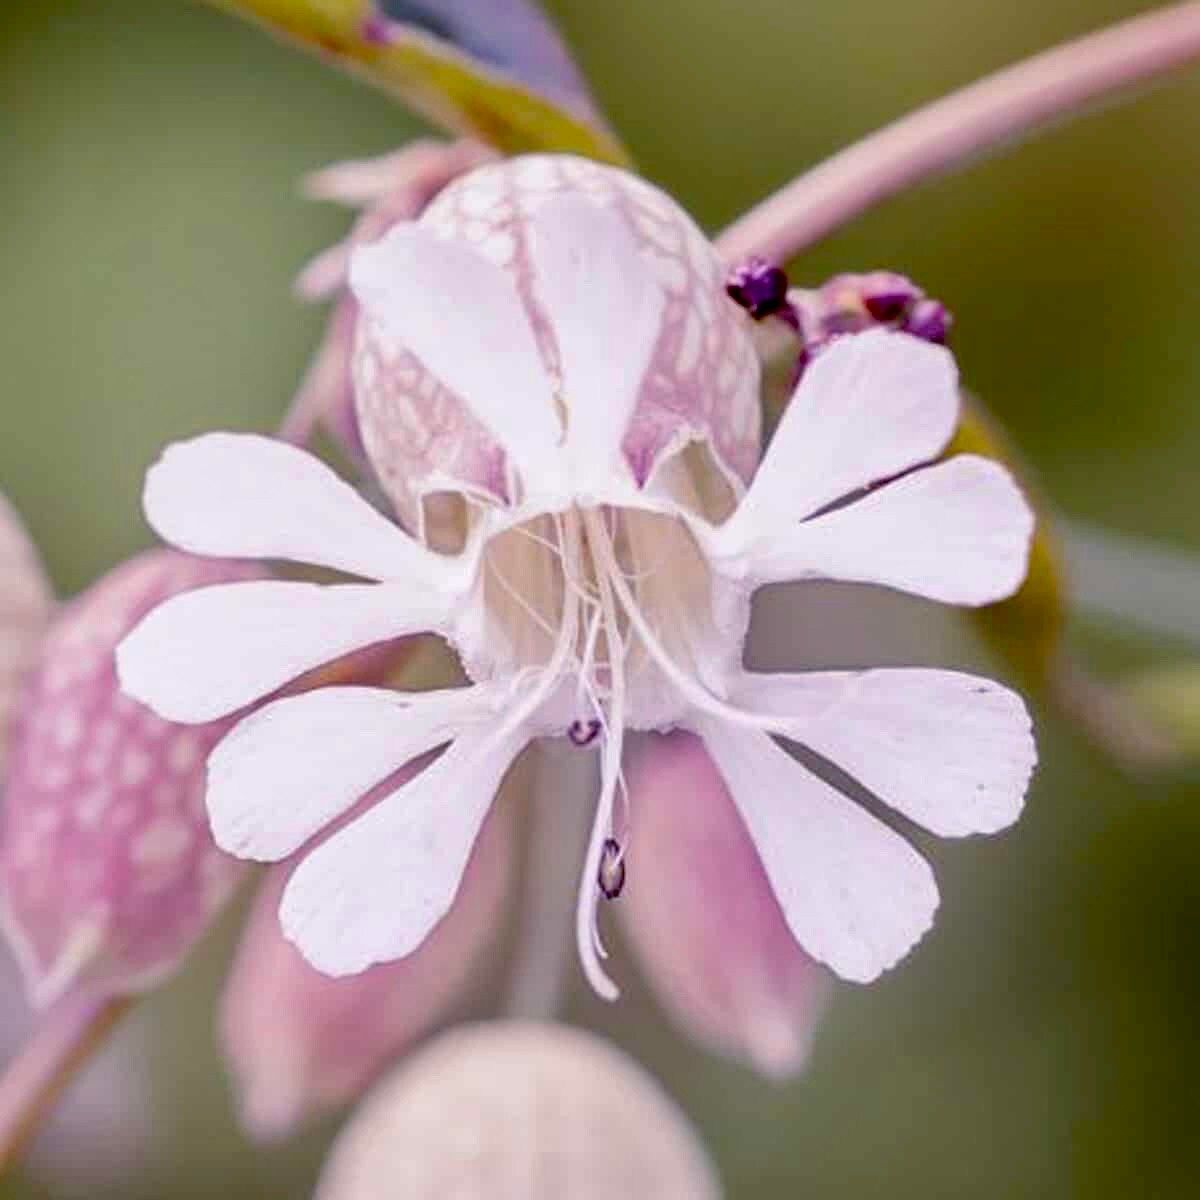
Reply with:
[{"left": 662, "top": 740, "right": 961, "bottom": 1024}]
[
  {"left": 207, "top": 684, "right": 496, "bottom": 861},
  {"left": 725, "top": 455, "right": 1034, "bottom": 606},
  {"left": 116, "top": 580, "right": 446, "bottom": 723},
  {"left": 144, "top": 434, "right": 455, "bottom": 584},
  {"left": 735, "top": 670, "right": 1036, "bottom": 837},
  {"left": 349, "top": 225, "right": 562, "bottom": 486},
  {"left": 728, "top": 330, "right": 958, "bottom": 544},
  {"left": 695, "top": 718, "right": 939, "bottom": 984},
  {"left": 279, "top": 725, "right": 527, "bottom": 975},
  {"left": 529, "top": 196, "right": 665, "bottom": 487}
]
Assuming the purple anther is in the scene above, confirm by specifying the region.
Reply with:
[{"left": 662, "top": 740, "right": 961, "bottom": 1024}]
[
  {"left": 567, "top": 719, "right": 602, "bottom": 747},
  {"left": 904, "top": 298, "right": 952, "bottom": 344},
  {"left": 725, "top": 257, "right": 792, "bottom": 321},
  {"left": 860, "top": 272, "right": 923, "bottom": 322},
  {"left": 598, "top": 838, "right": 626, "bottom": 900}
]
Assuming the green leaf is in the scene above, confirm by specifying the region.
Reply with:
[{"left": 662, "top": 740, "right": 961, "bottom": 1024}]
[
  {"left": 1122, "top": 664, "right": 1200, "bottom": 759},
  {"left": 205, "top": 0, "right": 630, "bottom": 163}
]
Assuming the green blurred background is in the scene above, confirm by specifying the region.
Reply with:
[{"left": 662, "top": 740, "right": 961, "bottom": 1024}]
[{"left": 2, "top": 1, "right": 1198, "bottom": 1196}]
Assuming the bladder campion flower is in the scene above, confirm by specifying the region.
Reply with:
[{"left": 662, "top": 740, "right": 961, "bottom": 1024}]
[{"left": 116, "top": 155, "right": 1036, "bottom": 998}]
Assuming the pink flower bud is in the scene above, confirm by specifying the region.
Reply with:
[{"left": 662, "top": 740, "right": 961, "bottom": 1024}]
[
  {"left": 0, "top": 492, "right": 53, "bottom": 766},
  {"left": 0, "top": 550, "right": 263, "bottom": 1006},
  {"left": 316, "top": 1022, "right": 720, "bottom": 1199},
  {"left": 619, "top": 732, "right": 829, "bottom": 1078},
  {"left": 219, "top": 765, "right": 513, "bottom": 1141},
  {"left": 352, "top": 154, "right": 762, "bottom": 528}
]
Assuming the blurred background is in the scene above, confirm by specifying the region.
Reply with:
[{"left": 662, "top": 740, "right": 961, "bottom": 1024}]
[{"left": 2, "top": 0, "right": 1198, "bottom": 1195}]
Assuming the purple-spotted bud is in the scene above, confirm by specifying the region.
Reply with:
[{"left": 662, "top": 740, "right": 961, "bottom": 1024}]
[
  {"left": 904, "top": 297, "right": 952, "bottom": 344},
  {"left": 352, "top": 154, "right": 762, "bottom": 527},
  {"left": 0, "top": 493, "right": 53, "bottom": 766},
  {"left": 316, "top": 1022, "right": 720, "bottom": 1199},
  {"left": 0, "top": 550, "right": 263, "bottom": 1006},
  {"left": 620, "top": 732, "right": 828, "bottom": 1078},
  {"left": 219, "top": 769, "right": 513, "bottom": 1141},
  {"left": 791, "top": 270, "right": 953, "bottom": 379},
  {"left": 858, "top": 271, "right": 924, "bottom": 323},
  {"left": 725, "top": 256, "right": 792, "bottom": 320},
  {"left": 283, "top": 140, "right": 496, "bottom": 458}
]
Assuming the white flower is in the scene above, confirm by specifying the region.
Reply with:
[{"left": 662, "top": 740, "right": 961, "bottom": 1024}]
[{"left": 116, "top": 160, "right": 1036, "bottom": 998}]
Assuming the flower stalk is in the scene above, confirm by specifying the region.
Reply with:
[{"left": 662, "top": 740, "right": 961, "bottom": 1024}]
[
  {"left": 717, "top": 2, "right": 1200, "bottom": 264},
  {"left": 0, "top": 993, "right": 131, "bottom": 1172}
]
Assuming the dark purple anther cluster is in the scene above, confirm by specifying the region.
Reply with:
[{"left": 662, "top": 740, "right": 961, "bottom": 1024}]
[
  {"left": 791, "top": 270, "right": 953, "bottom": 381},
  {"left": 725, "top": 257, "right": 794, "bottom": 321}
]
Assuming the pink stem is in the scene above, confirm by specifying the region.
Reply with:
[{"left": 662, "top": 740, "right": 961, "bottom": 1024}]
[
  {"left": 717, "top": 2, "right": 1200, "bottom": 264},
  {"left": 0, "top": 992, "right": 131, "bottom": 1172}
]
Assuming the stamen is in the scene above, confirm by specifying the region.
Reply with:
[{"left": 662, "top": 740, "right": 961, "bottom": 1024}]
[
  {"left": 597, "top": 838, "right": 626, "bottom": 900},
  {"left": 587, "top": 511, "right": 798, "bottom": 736}
]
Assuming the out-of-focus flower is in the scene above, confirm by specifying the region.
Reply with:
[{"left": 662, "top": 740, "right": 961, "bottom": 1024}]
[
  {"left": 284, "top": 139, "right": 495, "bottom": 457},
  {"left": 220, "top": 762, "right": 513, "bottom": 1141},
  {"left": 0, "top": 493, "right": 53, "bottom": 768},
  {"left": 117, "top": 154, "right": 1035, "bottom": 1007},
  {"left": 0, "top": 551, "right": 261, "bottom": 1006},
  {"left": 315, "top": 1021, "right": 720, "bottom": 1200},
  {"left": 620, "top": 731, "right": 828, "bottom": 1078}
]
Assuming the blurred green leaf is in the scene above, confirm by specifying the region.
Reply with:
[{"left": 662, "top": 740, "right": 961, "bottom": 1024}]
[
  {"left": 1123, "top": 663, "right": 1200, "bottom": 757},
  {"left": 205, "top": 0, "right": 629, "bottom": 163}
]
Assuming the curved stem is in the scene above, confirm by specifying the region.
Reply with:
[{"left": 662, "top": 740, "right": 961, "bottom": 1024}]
[
  {"left": 0, "top": 992, "right": 132, "bottom": 1173},
  {"left": 717, "top": 2, "right": 1200, "bottom": 264}
]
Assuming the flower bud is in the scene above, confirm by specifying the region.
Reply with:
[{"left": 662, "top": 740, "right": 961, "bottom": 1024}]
[
  {"left": 219, "top": 768, "right": 513, "bottom": 1141},
  {"left": 0, "top": 492, "right": 53, "bottom": 767},
  {"left": 619, "top": 732, "right": 828, "bottom": 1078},
  {"left": 0, "top": 550, "right": 262, "bottom": 1005},
  {"left": 316, "top": 1022, "right": 720, "bottom": 1199}
]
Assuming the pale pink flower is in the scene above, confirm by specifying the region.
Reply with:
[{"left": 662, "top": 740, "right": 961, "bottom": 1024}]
[
  {"left": 316, "top": 1022, "right": 720, "bottom": 1200},
  {"left": 0, "top": 550, "right": 258, "bottom": 1005},
  {"left": 220, "top": 762, "right": 513, "bottom": 1140},
  {"left": 116, "top": 155, "right": 1036, "bottom": 1003}
]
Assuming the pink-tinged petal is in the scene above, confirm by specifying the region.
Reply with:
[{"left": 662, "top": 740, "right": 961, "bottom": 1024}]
[
  {"left": 354, "top": 156, "right": 761, "bottom": 527},
  {"left": 621, "top": 733, "right": 828, "bottom": 1077},
  {"left": 280, "top": 726, "right": 528, "bottom": 976},
  {"left": 0, "top": 493, "right": 53, "bottom": 768},
  {"left": 694, "top": 718, "right": 939, "bottom": 984},
  {"left": 219, "top": 768, "right": 512, "bottom": 1140},
  {"left": 349, "top": 224, "right": 562, "bottom": 490},
  {"left": 116, "top": 579, "right": 447, "bottom": 724},
  {"left": 725, "top": 454, "right": 1034, "bottom": 606},
  {"left": 207, "top": 684, "right": 496, "bottom": 862},
  {"left": 731, "top": 329, "right": 958, "bottom": 535},
  {"left": 0, "top": 551, "right": 260, "bottom": 1006},
  {"left": 528, "top": 196, "right": 665, "bottom": 488},
  {"left": 144, "top": 434, "right": 455, "bottom": 585},
  {"left": 736, "top": 669, "right": 1036, "bottom": 838},
  {"left": 315, "top": 1023, "right": 720, "bottom": 1200}
]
